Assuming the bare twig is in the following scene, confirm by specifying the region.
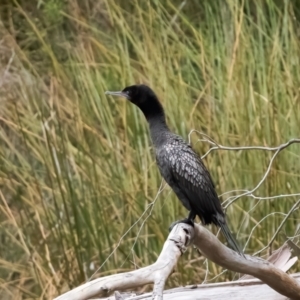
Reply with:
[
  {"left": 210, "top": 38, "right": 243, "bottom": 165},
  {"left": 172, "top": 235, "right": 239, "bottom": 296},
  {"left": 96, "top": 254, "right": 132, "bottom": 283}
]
[{"left": 188, "top": 131, "right": 300, "bottom": 208}]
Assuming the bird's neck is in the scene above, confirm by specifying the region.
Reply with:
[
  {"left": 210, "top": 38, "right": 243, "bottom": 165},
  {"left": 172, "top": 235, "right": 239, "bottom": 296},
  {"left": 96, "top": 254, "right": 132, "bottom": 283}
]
[
  {"left": 137, "top": 95, "right": 170, "bottom": 147},
  {"left": 147, "top": 113, "right": 170, "bottom": 148}
]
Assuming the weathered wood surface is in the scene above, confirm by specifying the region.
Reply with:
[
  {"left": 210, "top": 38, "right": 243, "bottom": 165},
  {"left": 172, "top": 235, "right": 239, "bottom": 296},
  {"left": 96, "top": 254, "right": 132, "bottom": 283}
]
[
  {"left": 103, "top": 273, "right": 300, "bottom": 300},
  {"left": 54, "top": 223, "right": 300, "bottom": 300}
]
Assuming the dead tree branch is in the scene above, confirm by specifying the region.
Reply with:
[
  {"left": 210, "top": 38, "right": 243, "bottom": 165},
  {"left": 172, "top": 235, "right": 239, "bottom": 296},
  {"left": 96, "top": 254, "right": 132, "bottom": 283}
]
[
  {"left": 192, "top": 224, "right": 300, "bottom": 299},
  {"left": 54, "top": 223, "right": 300, "bottom": 300},
  {"left": 54, "top": 223, "right": 194, "bottom": 300}
]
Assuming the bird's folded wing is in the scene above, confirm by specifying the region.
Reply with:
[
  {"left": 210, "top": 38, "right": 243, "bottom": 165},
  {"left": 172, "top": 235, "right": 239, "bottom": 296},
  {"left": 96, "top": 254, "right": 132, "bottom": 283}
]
[{"left": 164, "top": 142, "right": 224, "bottom": 221}]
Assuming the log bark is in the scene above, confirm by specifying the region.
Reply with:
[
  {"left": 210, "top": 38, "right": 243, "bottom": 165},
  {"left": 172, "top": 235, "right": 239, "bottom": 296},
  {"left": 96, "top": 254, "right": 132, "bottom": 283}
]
[{"left": 54, "top": 223, "right": 300, "bottom": 300}]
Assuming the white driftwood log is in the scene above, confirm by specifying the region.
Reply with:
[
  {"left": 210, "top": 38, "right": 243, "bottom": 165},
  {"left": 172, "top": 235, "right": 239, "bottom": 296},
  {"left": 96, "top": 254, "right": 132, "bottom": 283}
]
[
  {"left": 54, "top": 223, "right": 300, "bottom": 300},
  {"left": 192, "top": 224, "right": 300, "bottom": 299},
  {"left": 104, "top": 274, "right": 300, "bottom": 300}
]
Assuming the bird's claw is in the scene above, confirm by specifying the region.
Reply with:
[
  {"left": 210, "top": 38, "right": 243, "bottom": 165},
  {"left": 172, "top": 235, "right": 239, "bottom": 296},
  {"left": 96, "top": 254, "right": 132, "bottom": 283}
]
[{"left": 169, "top": 218, "right": 194, "bottom": 232}]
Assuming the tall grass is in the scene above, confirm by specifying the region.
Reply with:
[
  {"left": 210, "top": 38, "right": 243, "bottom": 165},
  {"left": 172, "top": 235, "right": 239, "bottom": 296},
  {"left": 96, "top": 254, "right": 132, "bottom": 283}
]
[{"left": 0, "top": 0, "right": 299, "bottom": 298}]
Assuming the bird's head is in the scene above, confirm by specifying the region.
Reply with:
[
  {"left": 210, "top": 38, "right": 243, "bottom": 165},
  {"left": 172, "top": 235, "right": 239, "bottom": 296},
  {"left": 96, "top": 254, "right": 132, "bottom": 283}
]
[
  {"left": 105, "top": 84, "right": 163, "bottom": 118},
  {"left": 105, "top": 84, "right": 156, "bottom": 105}
]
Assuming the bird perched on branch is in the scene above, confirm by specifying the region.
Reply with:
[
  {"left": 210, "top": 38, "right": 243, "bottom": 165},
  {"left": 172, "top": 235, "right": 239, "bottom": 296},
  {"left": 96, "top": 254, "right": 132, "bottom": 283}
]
[{"left": 105, "top": 84, "right": 244, "bottom": 257}]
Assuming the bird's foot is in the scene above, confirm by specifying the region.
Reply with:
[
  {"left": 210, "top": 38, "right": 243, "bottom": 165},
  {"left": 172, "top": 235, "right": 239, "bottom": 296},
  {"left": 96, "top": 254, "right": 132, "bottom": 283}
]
[{"left": 169, "top": 218, "right": 194, "bottom": 232}]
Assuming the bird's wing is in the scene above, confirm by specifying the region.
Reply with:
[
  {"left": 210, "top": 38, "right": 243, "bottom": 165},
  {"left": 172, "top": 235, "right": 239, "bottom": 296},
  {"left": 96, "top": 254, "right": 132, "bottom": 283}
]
[{"left": 163, "top": 139, "right": 224, "bottom": 223}]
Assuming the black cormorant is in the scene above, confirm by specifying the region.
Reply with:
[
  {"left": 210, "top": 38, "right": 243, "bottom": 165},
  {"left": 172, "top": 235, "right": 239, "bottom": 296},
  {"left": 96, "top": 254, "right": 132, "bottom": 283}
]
[{"left": 105, "top": 84, "right": 244, "bottom": 256}]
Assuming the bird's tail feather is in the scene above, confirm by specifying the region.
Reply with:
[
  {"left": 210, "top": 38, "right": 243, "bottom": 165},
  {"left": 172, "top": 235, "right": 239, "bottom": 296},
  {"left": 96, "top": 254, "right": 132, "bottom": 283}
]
[{"left": 216, "top": 219, "right": 245, "bottom": 258}]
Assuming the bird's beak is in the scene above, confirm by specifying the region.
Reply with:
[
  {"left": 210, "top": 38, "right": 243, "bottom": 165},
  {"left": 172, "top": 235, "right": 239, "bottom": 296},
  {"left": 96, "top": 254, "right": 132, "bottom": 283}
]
[{"left": 105, "top": 91, "right": 129, "bottom": 99}]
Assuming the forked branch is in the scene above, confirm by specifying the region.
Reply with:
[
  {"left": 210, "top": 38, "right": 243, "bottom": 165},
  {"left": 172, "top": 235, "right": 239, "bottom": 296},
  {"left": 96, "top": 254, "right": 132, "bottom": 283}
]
[{"left": 54, "top": 223, "right": 300, "bottom": 300}]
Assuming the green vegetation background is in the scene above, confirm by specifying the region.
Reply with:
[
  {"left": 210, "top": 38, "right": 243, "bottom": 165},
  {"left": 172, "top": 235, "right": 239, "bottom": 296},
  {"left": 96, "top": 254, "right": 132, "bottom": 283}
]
[{"left": 0, "top": 0, "right": 299, "bottom": 299}]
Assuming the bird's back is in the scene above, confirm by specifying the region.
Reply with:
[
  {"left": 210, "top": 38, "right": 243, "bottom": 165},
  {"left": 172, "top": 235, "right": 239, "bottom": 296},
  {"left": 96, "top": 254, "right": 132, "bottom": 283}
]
[{"left": 155, "top": 133, "right": 225, "bottom": 225}]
